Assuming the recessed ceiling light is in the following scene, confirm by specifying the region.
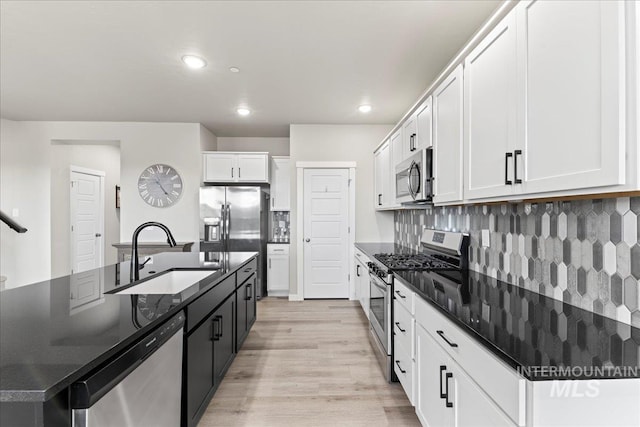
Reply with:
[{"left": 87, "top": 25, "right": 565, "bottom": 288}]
[
  {"left": 229, "top": 67, "right": 240, "bottom": 73},
  {"left": 237, "top": 108, "right": 251, "bottom": 116},
  {"left": 358, "top": 104, "right": 372, "bottom": 113},
  {"left": 181, "top": 55, "right": 207, "bottom": 69}
]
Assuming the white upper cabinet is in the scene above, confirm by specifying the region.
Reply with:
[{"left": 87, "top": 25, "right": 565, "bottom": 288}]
[
  {"left": 270, "top": 157, "right": 290, "bottom": 211},
  {"left": 515, "top": 0, "right": 626, "bottom": 194},
  {"left": 203, "top": 152, "right": 269, "bottom": 183},
  {"left": 374, "top": 141, "right": 395, "bottom": 210},
  {"left": 433, "top": 64, "right": 464, "bottom": 205},
  {"left": 402, "top": 116, "right": 417, "bottom": 160},
  {"left": 237, "top": 154, "right": 269, "bottom": 182},
  {"left": 391, "top": 129, "right": 404, "bottom": 170},
  {"left": 203, "top": 152, "right": 236, "bottom": 182},
  {"left": 464, "top": 12, "right": 518, "bottom": 200},
  {"left": 414, "top": 97, "right": 433, "bottom": 152}
]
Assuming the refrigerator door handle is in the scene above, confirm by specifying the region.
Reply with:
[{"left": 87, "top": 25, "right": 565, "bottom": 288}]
[{"left": 225, "top": 204, "right": 231, "bottom": 242}]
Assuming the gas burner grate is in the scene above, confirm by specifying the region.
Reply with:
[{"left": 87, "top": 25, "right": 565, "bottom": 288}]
[{"left": 373, "top": 253, "right": 456, "bottom": 271}]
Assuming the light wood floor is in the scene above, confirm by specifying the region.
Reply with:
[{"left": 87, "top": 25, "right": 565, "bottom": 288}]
[{"left": 199, "top": 298, "right": 420, "bottom": 427}]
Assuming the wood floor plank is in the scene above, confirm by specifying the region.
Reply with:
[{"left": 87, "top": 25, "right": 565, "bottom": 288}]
[{"left": 198, "top": 297, "right": 420, "bottom": 427}]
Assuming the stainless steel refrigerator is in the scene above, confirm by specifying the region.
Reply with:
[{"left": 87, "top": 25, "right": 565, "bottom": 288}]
[{"left": 199, "top": 186, "right": 268, "bottom": 298}]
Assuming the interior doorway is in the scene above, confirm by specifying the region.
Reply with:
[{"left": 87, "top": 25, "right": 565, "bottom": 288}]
[
  {"left": 296, "top": 163, "right": 355, "bottom": 299},
  {"left": 70, "top": 166, "right": 105, "bottom": 274}
]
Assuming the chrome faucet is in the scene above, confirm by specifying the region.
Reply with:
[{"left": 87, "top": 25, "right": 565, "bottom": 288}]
[{"left": 130, "top": 222, "right": 177, "bottom": 282}]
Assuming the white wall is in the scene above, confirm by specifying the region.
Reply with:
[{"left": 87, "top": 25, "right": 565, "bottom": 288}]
[
  {"left": 50, "top": 142, "right": 121, "bottom": 278},
  {"left": 288, "top": 124, "right": 395, "bottom": 296},
  {"left": 217, "top": 137, "right": 290, "bottom": 156},
  {"left": 0, "top": 119, "right": 51, "bottom": 288},
  {"left": 0, "top": 119, "right": 213, "bottom": 288},
  {"left": 199, "top": 124, "right": 218, "bottom": 152}
]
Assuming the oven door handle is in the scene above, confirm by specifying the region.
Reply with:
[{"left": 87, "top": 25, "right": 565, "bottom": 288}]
[{"left": 370, "top": 277, "right": 387, "bottom": 292}]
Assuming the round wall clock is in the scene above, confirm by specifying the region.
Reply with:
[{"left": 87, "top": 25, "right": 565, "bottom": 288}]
[{"left": 137, "top": 163, "right": 183, "bottom": 208}]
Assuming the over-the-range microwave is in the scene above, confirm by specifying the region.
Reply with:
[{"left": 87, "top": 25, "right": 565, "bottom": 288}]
[{"left": 395, "top": 148, "right": 433, "bottom": 205}]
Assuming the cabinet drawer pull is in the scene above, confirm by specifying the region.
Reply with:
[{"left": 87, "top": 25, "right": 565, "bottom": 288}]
[
  {"left": 231, "top": 168, "right": 234, "bottom": 178},
  {"left": 445, "top": 372, "right": 453, "bottom": 408},
  {"left": 395, "top": 290, "right": 406, "bottom": 299},
  {"left": 269, "top": 258, "right": 272, "bottom": 269},
  {"left": 436, "top": 330, "right": 458, "bottom": 347},
  {"left": 505, "top": 152, "right": 513, "bottom": 185},
  {"left": 514, "top": 149, "right": 522, "bottom": 184},
  {"left": 239, "top": 168, "right": 241, "bottom": 178},
  {"left": 217, "top": 315, "right": 223, "bottom": 338},
  {"left": 356, "top": 264, "right": 360, "bottom": 277},
  {"left": 439, "top": 365, "right": 447, "bottom": 398},
  {"left": 395, "top": 360, "right": 406, "bottom": 374},
  {"left": 211, "top": 317, "right": 220, "bottom": 341},
  {"left": 394, "top": 321, "right": 406, "bottom": 333},
  {"left": 378, "top": 194, "right": 382, "bottom": 206}
]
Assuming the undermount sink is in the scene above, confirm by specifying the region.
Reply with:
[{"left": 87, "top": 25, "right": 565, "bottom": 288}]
[{"left": 115, "top": 270, "right": 214, "bottom": 295}]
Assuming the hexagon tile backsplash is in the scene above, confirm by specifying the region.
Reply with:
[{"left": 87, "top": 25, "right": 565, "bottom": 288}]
[{"left": 394, "top": 196, "right": 640, "bottom": 327}]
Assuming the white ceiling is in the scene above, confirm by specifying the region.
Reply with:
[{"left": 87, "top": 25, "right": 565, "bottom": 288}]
[{"left": 0, "top": 0, "right": 501, "bottom": 137}]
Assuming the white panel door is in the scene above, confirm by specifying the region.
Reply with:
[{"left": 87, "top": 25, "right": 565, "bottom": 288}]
[
  {"left": 71, "top": 171, "right": 103, "bottom": 274},
  {"left": 203, "top": 153, "right": 236, "bottom": 182},
  {"left": 433, "top": 64, "right": 464, "bottom": 205},
  {"left": 303, "top": 169, "right": 349, "bottom": 299},
  {"left": 516, "top": 0, "right": 625, "bottom": 193},
  {"left": 237, "top": 154, "right": 268, "bottom": 182},
  {"left": 464, "top": 11, "right": 518, "bottom": 200}
]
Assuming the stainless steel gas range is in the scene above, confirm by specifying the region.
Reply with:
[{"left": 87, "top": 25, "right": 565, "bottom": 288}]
[{"left": 367, "top": 229, "right": 469, "bottom": 383}]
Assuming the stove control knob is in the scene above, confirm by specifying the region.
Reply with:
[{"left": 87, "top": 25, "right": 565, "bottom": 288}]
[{"left": 378, "top": 270, "right": 386, "bottom": 278}]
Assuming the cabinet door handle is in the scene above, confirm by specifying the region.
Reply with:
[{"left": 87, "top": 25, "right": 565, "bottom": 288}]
[
  {"left": 269, "top": 258, "right": 272, "bottom": 269},
  {"left": 239, "top": 168, "right": 241, "bottom": 178},
  {"left": 504, "top": 152, "right": 513, "bottom": 185},
  {"left": 246, "top": 282, "right": 252, "bottom": 300},
  {"left": 445, "top": 372, "right": 454, "bottom": 408},
  {"left": 395, "top": 290, "right": 406, "bottom": 299},
  {"left": 394, "top": 321, "right": 406, "bottom": 333},
  {"left": 356, "top": 264, "right": 360, "bottom": 277},
  {"left": 439, "top": 365, "right": 447, "bottom": 398},
  {"left": 395, "top": 360, "right": 406, "bottom": 374},
  {"left": 272, "top": 198, "right": 275, "bottom": 208},
  {"left": 436, "top": 330, "right": 458, "bottom": 347},
  {"left": 514, "top": 149, "right": 522, "bottom": 184},
  {"left": 231, "top": 168, "right": 234, "bottom": 178},
  {"left": 211, "top": 317, "right": 220, "bottom": 341},
  {"left": 218, "top": 315, "right": 223, "bottom": 338},
  {"left": 378, "top": 194, "right": 382, "bottom": 206}
]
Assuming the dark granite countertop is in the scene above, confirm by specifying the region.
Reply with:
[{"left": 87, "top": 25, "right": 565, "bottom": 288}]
[
  {"left": 355, "top": 242, "right": 640, "bottom": 380},
  {"left": 0, "top": 251, "right": 257, "bottom": 402}
]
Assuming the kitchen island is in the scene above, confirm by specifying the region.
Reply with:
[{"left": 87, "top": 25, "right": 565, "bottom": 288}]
[{"left": 0, "top": 250, "right": 258, "bottom": 427}]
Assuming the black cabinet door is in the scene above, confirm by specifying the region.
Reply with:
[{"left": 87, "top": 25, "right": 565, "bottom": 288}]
[
  {"left": 236, "top": 283, "right": 248, "bottom": 352},
  {"left": 213, "top": 295, "right": 235, "bottom": 384},
  {"left": 186, "top": 314, "right": 215, "bottom": 426},
  {"left": 246, "top": 275, "right": 256, "bottom": 330}
]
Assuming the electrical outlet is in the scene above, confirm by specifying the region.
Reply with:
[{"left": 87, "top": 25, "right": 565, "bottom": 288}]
[{"left": 482, "top": 229, "right": 490, "bottom": 247}]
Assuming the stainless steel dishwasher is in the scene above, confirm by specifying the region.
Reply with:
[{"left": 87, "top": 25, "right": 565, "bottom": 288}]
[{"left": 70, "top": 311, "right": 185, "bottom": 427}]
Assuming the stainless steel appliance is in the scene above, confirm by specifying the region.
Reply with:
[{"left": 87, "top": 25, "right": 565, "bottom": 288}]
[
  {"left": 70, "top": 312, "right": 185, "bottom": 427},
  {"left": 368, "top": 230, "right": 469, "bottom": 382},
  {"left": 395, "top": 148, "right": 434, "bottom": 205},
  {"left": 200, "top": 186, "right": 268, "bottom": 298}
]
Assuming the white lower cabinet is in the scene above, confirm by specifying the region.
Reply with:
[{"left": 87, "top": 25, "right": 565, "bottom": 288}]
[
  {"left": 394, "top": 296, "right": 415, "bottom": 405},
  {"left": 415, "top": 323, "right": 516, "bottom": 427},
  {"left": 354, "top": 248, "right": 370, "bottom": 318},
  {"left": 267, "top": 244, "right": 289, "bottom": 296}
]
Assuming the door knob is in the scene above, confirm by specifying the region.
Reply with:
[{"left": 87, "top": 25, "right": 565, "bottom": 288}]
[
  {"left": 95, "top": 233, "right": 102, "bottom": 237},
  {"left": 305, "top": 238, "right": 310, "bottom": 242}
]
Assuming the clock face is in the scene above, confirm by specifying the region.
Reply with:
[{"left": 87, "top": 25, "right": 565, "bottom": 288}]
[{"left": 137, "top": 164, "right": 183, "bottom": 208}]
